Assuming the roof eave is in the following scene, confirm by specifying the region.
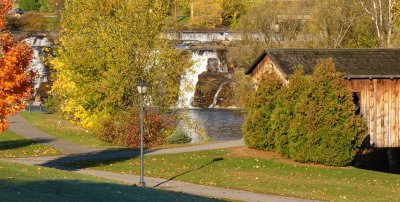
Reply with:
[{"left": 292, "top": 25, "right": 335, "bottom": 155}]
[
  {"left": 346, "top": 75, "right": 400, "bottom": 79},
  {"left": 245, "top": 51, "right": 268, "bottom": 75}
]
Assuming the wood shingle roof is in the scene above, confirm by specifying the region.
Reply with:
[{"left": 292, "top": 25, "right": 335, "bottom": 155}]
[{"left": 246, "top": 49, "right": 400, "bottom": 79}]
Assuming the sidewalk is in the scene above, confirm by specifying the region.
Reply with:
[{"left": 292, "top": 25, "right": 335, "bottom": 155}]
[
  {"left": 9, "top": 114, "right": 244, "bottom": 157},
  {"left": 5, "top": 114, "right": 314, "bottom": 202},
  {"left": 8, "top": 114, "right": 99, "bottom": 154},
  {"left": 3, "top": 157, "right": 313, "bottom": 202}
]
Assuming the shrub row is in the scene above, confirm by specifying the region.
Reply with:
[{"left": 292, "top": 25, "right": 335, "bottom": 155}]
[{"left": 243, "top": 58, "right": 367, "bottom": 166}]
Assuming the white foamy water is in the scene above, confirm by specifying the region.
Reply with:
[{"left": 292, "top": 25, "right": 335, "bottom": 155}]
[
  {"left": 24, "top": 36, "right": 52, "bottom": 95},
  {"left": 209, "top": 82, "right": 226, "bottom": 108},
  {"left": 178, "top": 50, "right": 218, "bottom": 108},
  {"left": 164, "top": 32, "right": 242, "bottom": 43}
]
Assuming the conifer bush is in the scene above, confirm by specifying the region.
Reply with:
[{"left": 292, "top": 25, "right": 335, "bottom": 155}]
[
  {"left": 270, "top": 68, "right": 309, "bottom": 157},
  {"left": 287, "top": 59, "right": 366, "bottom": 166},
  {"left": 243, "top": 58, "right": 367, "bottom": 166},
  {"left": 168, "top": 128, "right": 192, "bottom": 144},
  {"left": 242, "top": 73, "right": 283, "bottom": 150}
]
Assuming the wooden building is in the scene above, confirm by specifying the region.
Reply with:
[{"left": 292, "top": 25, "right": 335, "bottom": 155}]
[{"left": 246, "top": 49, "right": 400, "bottom": 148}]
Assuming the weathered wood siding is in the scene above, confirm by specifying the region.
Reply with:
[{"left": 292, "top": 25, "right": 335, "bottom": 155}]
[
  {"left": 346, "top": 79, "right": 400, "bottom": 148},
  {"left": 250, "top": 56, "right": 287, "bottom": 84}
]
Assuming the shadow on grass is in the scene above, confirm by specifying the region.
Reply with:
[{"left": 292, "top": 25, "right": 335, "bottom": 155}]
[
  {"left": 0, "top": 179, "right": 223, "bottom": 202},
  {"left": 154, "top": 157, "right": 224, "bottom": 188},
  {"left": 40, "top": 148, "right": 141, "bottom": 171},
  {"left": 38, "top": 150, "right": 225, "bottom": 189},
  {"left": 39, "top": 146, "right": 203, "bottom": 171},
  {"left": 353, "top": 147, "right": 400, "bottom": 174},
  {"left": 0, "top": 138, "right": 53, "bottom": 151}
]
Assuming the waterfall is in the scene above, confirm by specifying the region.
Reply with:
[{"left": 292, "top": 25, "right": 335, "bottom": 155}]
[
  {"left": 163, "top": 31, "right": 242, "bottom": 43},
  {"left": 24, "top": 36, "right": 52, "bottom": 96},
  {"left": 178, "top": 50, "right": 218, "bottom": 108},
  {"left": 180, "top": 32, "right": 242, "bottom": 43},
  {"left": 209, "top": 82, "right": 226, "bottom": 108}
]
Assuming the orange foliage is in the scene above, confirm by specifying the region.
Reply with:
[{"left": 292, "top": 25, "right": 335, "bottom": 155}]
[{"left": 0, "top": 0, "right": 33, "bottom": 131}]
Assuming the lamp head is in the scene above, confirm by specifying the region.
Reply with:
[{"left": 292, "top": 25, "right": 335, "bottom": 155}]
[{"left": 136, "top": 81, "right": 148, "bottom": 94}]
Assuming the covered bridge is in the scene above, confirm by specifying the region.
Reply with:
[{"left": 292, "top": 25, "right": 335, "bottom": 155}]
[{"left": 245, "top": 49, "right": 400, "bottom": 148}]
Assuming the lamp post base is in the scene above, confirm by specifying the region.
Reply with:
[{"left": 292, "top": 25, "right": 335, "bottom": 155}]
[{"left": 137, "top": 182, "right": 146, "bottom": 187}]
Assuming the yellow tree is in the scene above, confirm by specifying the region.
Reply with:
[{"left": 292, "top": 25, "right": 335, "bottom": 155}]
[
  {"left": 190, "top": 0, "right": 224, "bottom": 28},
  {"left": 51, "top": 0, "right": 191, "bottom": 130}
]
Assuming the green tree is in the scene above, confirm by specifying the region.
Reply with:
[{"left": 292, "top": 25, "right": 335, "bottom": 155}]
[
  {"left": 51, "top": 0, "right": 191, "bottom": 131},
  {"left": 287, "top": 58, "right": 366, "bottom": 166},
  {"left": 269, "top": 67, "right": 309, "bottom": 157},
  {"left": 242, "top": 73, "right": 283, "bottom": 150}
]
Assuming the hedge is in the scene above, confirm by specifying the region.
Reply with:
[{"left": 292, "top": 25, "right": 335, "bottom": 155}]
[{"left": 243, "top": 58, "right": 367, "bottom": 166}]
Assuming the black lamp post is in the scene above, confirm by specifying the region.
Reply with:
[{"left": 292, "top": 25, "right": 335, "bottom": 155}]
[{"left": 136, "top": 81, "right": 148, "bottom": 187}]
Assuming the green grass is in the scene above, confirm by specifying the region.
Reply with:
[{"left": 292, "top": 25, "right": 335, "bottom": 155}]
[
  {"left": 70, "top": 148, "right": 400, "bottom": 202},
  {"left": 21, "top": 111, "right": 119, "bottom": 149},
  {"left": 0, "top": 130, "right": 62, "bottom": 158},
  {"left": 44, "top": 16, "right": 59, "bottom": 31},
  {"left": 0, "top": 160, "right": 221, "bottom": 202},
  {"left": 19, "top": 111, "right": 200, "bottom": 150}
]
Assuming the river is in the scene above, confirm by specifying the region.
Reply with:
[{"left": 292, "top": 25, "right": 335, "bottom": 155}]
[{"left": 181, "top": 109, "right": 244, "bottom": 142}]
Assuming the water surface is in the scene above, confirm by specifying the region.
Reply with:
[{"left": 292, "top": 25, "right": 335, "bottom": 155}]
[{"left": 181, "top": 109, "right": 244, "bottom": 142}]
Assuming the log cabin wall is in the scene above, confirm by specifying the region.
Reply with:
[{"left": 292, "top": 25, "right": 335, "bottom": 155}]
[{"left": 345, "top": 79, "right": 400, "bottom": 148}]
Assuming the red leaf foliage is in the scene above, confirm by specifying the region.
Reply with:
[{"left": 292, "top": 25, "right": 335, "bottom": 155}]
[{"left": 0, "top": 0, "right": 32, "bottom": 132}]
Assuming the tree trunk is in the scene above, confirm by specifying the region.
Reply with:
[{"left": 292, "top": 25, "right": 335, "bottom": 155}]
[{"left": 191, "top": 1, "right": 194, "bottom": 18}]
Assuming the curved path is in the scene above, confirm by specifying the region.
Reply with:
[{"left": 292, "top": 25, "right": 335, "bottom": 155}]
[
  {"left": 8, "top": 114, "right": 244, "bottom": 157},
  {"left": 3, "top": 114, "right": 313, "bottom": 202},
  {"left": 9, "top": 114, "right": 99, "bottom": 154}
]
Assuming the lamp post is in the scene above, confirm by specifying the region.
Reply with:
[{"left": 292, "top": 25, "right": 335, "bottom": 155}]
[{"left": 136, "top": 81, "right": 148, "bottom": 187}]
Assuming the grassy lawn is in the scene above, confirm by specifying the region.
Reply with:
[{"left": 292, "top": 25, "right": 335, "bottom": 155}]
[
  {"left": 0, "top": 160, "right": 221, "bottom": 202},
  {"left": 0, "top": 130, "right": 62, "bottom": 158},
  {"left": 20, "top": 111, "right": 198, "bottom": 150},
  {"left": 70, "top": 147, "right": 400, "bottom": 202},
  {"left": 21, "top": 111, "right": 119, "bottom": 149}
]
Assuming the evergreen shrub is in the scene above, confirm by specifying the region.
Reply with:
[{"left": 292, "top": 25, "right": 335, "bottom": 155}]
[
  {"left": 242, "top": 73, "right": 283, "bottom": 150},
  {"left": 269, "top": 67, "right": 309, "bottom": 157},
  {"left": 168, "top": 128, "right": 192, "bottom": 144},
  {"left": 242, "top": 58, "right": 367, "bottom": 166},
  {"left": 287, "top": 59, "right": 366, "bottom": 166}
]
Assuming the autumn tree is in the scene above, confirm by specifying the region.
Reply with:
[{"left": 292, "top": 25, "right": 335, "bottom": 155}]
[
  {"left": 190, "top": 0, "right": 224, "bottom": 28},
  {"left": 51, "top": 0, "right": 191, "bottom": 134},
  {"left": 228, "top": 0, "right": 309, "bottom": 70},
  {"left": 307, "top": 0, "right": 378, "bottom": 48},
  {"left": 359, "top": 0, "right": 397, "bottom": 47},
  {"left": 0, "top": 0, "right": 33, "bottom": 131}
]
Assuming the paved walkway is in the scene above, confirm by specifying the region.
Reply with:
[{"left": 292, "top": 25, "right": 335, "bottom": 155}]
[
  {"left": 5, "top": 156, "right": 313, "bottom": 202},
  {"left": 9, "top": 114, "right": 244, "bottom": 158},
  {"left": 4, "top": 114, "right": 314, "bottom": 202},
  {"left": 9, "top": 114, "right": 99, "bottom": 154}
]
